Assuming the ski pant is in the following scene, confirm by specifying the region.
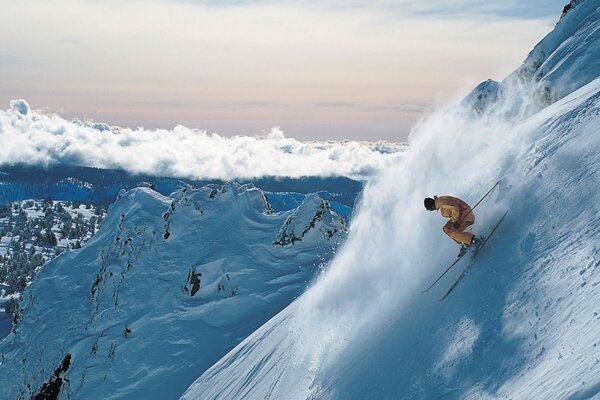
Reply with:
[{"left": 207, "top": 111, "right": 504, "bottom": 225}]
[{"left": 443, "top": 215, "right": 475, "bottom": 246}]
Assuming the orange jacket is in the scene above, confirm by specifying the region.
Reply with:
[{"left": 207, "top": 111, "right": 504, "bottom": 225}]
[{"left": 434, "top": 196, "right": 473, "bottom": 224}]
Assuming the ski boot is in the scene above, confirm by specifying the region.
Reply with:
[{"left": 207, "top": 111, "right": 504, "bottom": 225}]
[
  {"left": 470, "top": 236, "right": 483, "bottom": 252},
  {"left": 458, "top": 236, "right": 482, "bottom": 258}
]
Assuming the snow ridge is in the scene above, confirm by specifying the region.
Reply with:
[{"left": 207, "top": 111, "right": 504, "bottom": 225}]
[
  {"left": 465, "top": 0, "right": 600, "bottom": 119},
  {"left": 273, "top": 194, "right": 347, "bottom": 246}
]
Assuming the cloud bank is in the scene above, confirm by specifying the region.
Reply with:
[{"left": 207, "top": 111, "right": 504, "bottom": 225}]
[
  {"left": 0, "top": 100, "right": 405, "bottom": 180},
  {"left": 0, "top": 1, "right": 555, "bottom": 140}
]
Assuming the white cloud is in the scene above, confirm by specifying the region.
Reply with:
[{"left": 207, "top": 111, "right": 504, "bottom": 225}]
[
  {"left": 0, "top": 100, "right": 405, "bottom": 180},
  {"left": 0, "top": 0, "right": 555, "bottom": 140}
]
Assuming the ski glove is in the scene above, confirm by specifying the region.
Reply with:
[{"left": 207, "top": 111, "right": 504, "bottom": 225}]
[{"left": 452, "top": 222, "right": 460, "bottom": 229}]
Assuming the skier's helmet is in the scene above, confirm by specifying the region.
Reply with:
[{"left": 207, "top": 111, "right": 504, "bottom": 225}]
[{"left": 424, "top": 197, "right": 435, "bottom": 211}]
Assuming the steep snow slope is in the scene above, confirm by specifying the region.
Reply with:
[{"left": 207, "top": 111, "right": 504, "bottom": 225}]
[
  {"left": 0, "top": 183, "right": 347, "bottom": 399},
  {"left": 467, "top": 0, "right": 600, "bottom": 117},
  {"left": 182, "top": 2, "right": 600, "bottom": 399}
]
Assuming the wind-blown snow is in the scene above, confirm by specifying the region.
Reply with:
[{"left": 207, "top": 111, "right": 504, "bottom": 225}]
[
  {"left": 0, "top": 102, "right": 404, "bottom": 181},
  {"left": 182, "top": 1, "right": 600, "bottom": 399}
]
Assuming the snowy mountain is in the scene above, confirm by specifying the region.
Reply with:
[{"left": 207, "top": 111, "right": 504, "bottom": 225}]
[
  {"left": 0, "top": 183, "right": 347, "bottom": 399},
  {"left": 465, "top": 0, "right": 600, "bottom": 118},
  {"left": 181, "top": 2, "right": 600, "bottom": 399}
]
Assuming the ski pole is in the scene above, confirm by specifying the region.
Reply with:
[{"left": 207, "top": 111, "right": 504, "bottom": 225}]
[
  {"left": 471, "top": 180, "right": 501, "bottom": 211},
  {"left": 461, "top": 180, "right": 501, "bottom": 220}
]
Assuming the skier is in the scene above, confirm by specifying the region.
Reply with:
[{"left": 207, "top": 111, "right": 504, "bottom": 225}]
[{"left": 424, "top": 195, "right": 480, "bottom": 256}]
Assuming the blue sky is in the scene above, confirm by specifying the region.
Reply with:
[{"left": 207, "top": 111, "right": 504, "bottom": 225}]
[{"left": 0, "top": 0, "right": 567, "bottom": 141}]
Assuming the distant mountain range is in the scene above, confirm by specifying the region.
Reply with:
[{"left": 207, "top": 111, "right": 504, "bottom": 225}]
[{"left": 0, "top": 163, "right": 362, "bottom": 210}]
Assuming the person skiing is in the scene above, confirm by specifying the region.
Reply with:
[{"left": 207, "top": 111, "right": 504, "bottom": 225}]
[{"left": 424, "top": 195, "right": 480, "bottom": 256}]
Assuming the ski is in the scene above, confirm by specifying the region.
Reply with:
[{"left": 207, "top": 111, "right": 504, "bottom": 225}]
[
  {"left": 439, "top": 209, "right": 509, "bottom": 301},
  {"left": 421, "top": 251, "right": 468, "bottom": 293},
  {"left": 421, "top": 180, "right": 502, "bottom": 294}
]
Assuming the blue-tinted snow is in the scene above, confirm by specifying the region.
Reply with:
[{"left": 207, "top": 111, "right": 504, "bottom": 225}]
[{"left": 0, "top": 183, "right": 348, "bottom": 399}]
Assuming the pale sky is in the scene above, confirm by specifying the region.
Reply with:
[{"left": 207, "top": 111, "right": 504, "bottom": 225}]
[{"left": 0, "top": 0, "right": 566, "bottom": 141}]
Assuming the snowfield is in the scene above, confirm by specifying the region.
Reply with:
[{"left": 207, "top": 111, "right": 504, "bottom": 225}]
[{"left": 181, "top": 1, "right": 600, "bottom": 399}]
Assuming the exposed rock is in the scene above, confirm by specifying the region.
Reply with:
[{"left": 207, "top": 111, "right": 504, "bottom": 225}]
[
  {"left": 274, "top": 194, "right": 346, "bottom": 246},
  {"left": 32, "top": 354, "right": 71, "bottom": 400},
  {"left": 561, "top": 0, "right": 584, "bottom": 18},
  {"left": 184, "top": 268, "right": 202, "bottom": 297}
]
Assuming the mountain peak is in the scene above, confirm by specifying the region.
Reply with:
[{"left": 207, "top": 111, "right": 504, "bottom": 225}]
[
  {"left": 560, "top": 0, "right": 585, "bottom": 18},
  {"left": 273, "top": 193, "right": 347, "bottom": 246},
  {"left": 464, "top": 0, "right": 600, "bottom": 117}
]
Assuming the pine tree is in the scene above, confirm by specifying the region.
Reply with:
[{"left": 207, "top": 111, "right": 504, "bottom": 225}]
[{"left": 47, "top": 230, "right": 58, "bottom": 246}]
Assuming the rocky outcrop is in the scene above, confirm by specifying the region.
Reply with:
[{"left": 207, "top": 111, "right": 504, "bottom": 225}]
[
  {"left": 184, "top": 268, "right": 202, "bottom": 297},
  {"left": 462, "top": 79, "right": 500, "bottom": 115},
  {"left": 274, "top": 194, "right": 347, "bottom": 246},
  {"left": 32, "top": 354, "right": 71, "bottom": 400},
  {"left": 561, "top": 0, "right": 584, "bottom": 18}
]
